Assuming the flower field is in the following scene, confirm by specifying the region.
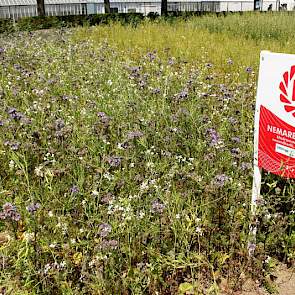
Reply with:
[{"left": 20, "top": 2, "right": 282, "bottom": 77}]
[{"left": 0, "top": 12, "right": 294, "bottom": 294}]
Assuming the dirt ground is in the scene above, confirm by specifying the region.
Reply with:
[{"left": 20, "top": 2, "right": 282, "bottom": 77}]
[{"left": 239, "top": 264, "right": 295, "bottom": 295}]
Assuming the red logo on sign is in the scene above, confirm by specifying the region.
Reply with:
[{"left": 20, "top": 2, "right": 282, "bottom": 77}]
[{"left": 279, "top": 65, "right": 295, "bottom": 117}]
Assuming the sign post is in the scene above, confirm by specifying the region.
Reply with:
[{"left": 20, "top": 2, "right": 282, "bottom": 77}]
[{"left": 250, "top": 51, "right": 295, "bottom": 255}]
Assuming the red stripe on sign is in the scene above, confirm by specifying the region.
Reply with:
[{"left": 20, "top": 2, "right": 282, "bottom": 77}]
[
  {"left": 258, "top": 106, "right": 295, "bottom": 178},
  {"left": 293, "top": 79, "right": 295, "bottom": 101},
  {"left": 283, "top": 71, "right": 289, "bottom": 87},
  {"left": 280, "top": 81, "right": 287, "bottom": 96},
  {"left": 291, "top": 65, "right": 295, "bottom": 80},
  {"left": 280, "top": 94, "right": 291, "bottom": 104},
  {"left": 284, "top": 105, "right": 295, "bottom": 112}
]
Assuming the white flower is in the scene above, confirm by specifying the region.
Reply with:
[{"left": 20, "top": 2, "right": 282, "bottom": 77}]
[
  {"left": 23, "top": 232, "right": 34, "bottom": 242},
  {"left": 265, "top": 256, "right": 271, "bottom": 264},
  {"left": 103, "top": 172, "right": 113, "bottom": 181},
  {"left": 44, "top": 263, "right": 51, "bottom": 274},
  {"left": 92, "top": 190, "right": 99, "bottom": 196},
  {"left": 9, "top": 160, "right": 15, "bottom": 170},
  {"left": 139, "top": 211, "right": 145, "bottom": 219},
  {"left": 146, "top": 162, "right": 155, "bottom": 168},
  {"left": 48, "top": 210, "right": 54, "bottom": 217},
  {"left": 34, "top": 165, "right": 44, "bottom": 177},
  {"left": 140, "top": 181, "right": 148, "bottom": 191},
  {"left": 60, "top": 261, "right": 66, "bottom": 268},
  {"left": 196, "top": 226, "right": 202, "bottom": 235}
]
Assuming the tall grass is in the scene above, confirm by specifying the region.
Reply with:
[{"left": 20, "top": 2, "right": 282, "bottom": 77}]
[{"left": 74, "top": 12, "right": 295, "bottom": 68}]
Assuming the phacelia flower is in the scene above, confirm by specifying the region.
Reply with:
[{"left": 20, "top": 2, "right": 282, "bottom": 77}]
[
  {"left": 99, "top": 223, "right": 112, "bottom": 237},
  {"left": 26, "top": 202, "right": 41, "bottom": 214},
  {"left": 151, "top": 199, "right": 165, "bottom": 214}
]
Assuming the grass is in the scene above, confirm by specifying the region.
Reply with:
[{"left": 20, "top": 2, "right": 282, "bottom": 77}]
[
  {"left": 0, "top": 12, "right": 294, "bottom": 294},
  {"left": 73, "top": 12, "right": 295, "bottom": 68}
]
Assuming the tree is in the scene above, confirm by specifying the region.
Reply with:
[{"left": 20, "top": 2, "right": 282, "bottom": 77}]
[
  {"left": 37, "top": 0, "right": 45, "bottom": 16},
  {"left": 104, "top": 0, "right": 111, "bottom": 13},
  {"left": 161, "top": 0, "right": 168, "bottom": 16}
]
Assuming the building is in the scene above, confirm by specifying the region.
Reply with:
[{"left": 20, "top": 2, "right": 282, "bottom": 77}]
[{"left": 0, "top": 0, "right": 294, "bottom": 19}]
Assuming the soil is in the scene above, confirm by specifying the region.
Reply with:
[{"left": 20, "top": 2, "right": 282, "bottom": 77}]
[{"left": 225, "top": 264, "right": 295, "bottom": 295}]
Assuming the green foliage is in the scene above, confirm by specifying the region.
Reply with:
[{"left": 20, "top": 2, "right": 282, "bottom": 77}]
[
  {"left": 0, "top": 13, "right": 145, "bottom": 33},
  {"left": 0, "top": 18, "right": 14, "bottom": 34}
]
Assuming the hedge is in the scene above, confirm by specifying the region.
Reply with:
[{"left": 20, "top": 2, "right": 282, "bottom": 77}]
[{"left": 0, "top": 13, "right": 148, "bottom": 33}]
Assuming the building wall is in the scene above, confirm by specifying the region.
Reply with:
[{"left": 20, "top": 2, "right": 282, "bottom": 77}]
[{"left": 0, "top": 0, "right": 294, "bottom": 19}]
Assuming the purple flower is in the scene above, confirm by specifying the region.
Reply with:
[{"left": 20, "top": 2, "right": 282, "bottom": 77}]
[
  {"left": 139, "top": 79, "right": 147, "bottom": 88},
  {"left": 99, "top": 223, "right": 112, "bottom": 237},
  {"left": 55, "top": 119, "right": 65, "bottom": 130},
  {"left": 246, "top": 67, "right": 253, "bottom": 74},
  {"left": 97, "top": 112, "right": 110, "bottom": 126},
  {"left": 248, "top": 242, "right": 256, "bottom": 255},
  {"left": 206, "top": 128, "right": 220, "bottom": 147},
  {"left": 26, "top": 203, "right": 41, "bottom": 214},
  {"left": 10, "top": 142, "right": 20, "bottom": 151},
  {"left": 151, "top": 200, "right": 165, "bottom": 214},
  {"left": 231, "top": 148, "right": 240, "bottom": 156},
  {"left": 6, "top": 107, "right": 23, "bottom": 121},
  {"left": 3, "top": 203, "right": 14, "bottom": 213},
  {"left": 151, "top": 87, "right": 161, "bottom": 95},
  {"left": 214, "top": 174, "right": 229, "bottom": 187},
  {"left": 4, "top": 141, "right": 20, "bottom": 151},
  {"left": 204, "top": 153, "right": 215, "bottom": 161},
  {"left": 127, "top": 131, "right": 143, "bottom": 140},
  {"left": 70, "top": 185, "right": 79, "bottom": 194},
  {"left": 100, "top": 193, "right": 114, "bottom": 204},
  {"left": 176, "top": 89, "right": 188, "bottom": 100},
  {"left": 231, "top": 137, "right": 241, "bottom": 143},
  {"left": 62, "top": 95, "right": 69, "bottom": 101},
  {"left": 1, "top": 202, "right": 21, "bottom": 221},
  {"left": 228, "top": 117, "right": 238, "bottom": 125},
  {"left": 14, "top": 64, "right": 21, "bottom": 70},
  {"left": 128, "top": 66, "right": 141, "bottom": 79},
  {"left": 168, "top": 57, "right": 175, "bottom": 65},
  {"left": 146, "top": 51, "right": 156, "bottom": 62},
  {"left": 100, "top": 239, "right": 118, "bottom": 250},
  {"left": 227, "top": 58, "right": 233, "bottom": 65},
  {"left": 107, "top": 156, "right": 121, "bottom": 167},
  {"left": 241, "top": 162, "right": 252, "bottom": 171}
]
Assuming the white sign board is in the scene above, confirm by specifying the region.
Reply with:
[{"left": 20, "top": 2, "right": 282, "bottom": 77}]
[{"left": 250, "top": 51, "right": 295, "bottom": 254}]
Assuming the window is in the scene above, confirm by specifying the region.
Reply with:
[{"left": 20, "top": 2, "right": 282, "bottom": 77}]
[{"left": 110, "top": 7, "right": 118, "bottom": 13}]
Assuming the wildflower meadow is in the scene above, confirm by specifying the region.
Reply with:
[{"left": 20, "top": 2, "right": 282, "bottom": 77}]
[{"left": 0, "top": 12, "right": 294, "bottom": 294}]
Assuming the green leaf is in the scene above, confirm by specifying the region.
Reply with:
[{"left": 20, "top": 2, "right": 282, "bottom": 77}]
[{"left": 178, "top": 282, "right": 194, "bottom": 294}]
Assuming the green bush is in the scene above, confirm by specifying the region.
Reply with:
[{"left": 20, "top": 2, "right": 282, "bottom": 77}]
[
  {"left": 0, "top": 13, "right": 145, "bottom": 33},
  {"left": 0, "top": 18, "right": 14, "bottom": 34},
  {"left": 16, "top": 16, "right": 61, "bottom": 31}
]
